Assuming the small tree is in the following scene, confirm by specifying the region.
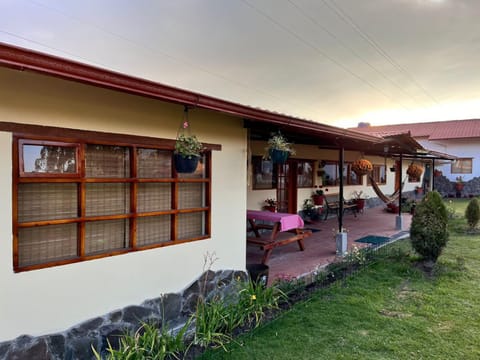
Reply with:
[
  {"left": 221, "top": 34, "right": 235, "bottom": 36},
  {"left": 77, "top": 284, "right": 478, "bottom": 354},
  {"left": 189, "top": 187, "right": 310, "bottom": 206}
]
[
  {"left": 465, "top": 197, "right": 480, "bottom": 229},
  {"left": 410, "top": 191, "right": 449, "bottom": 264}
]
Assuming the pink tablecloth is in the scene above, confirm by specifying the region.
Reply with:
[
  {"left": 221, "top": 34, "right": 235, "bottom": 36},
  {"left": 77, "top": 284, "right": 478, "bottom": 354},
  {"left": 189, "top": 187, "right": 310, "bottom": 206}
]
[{"left": 247, "top": 210, "right": 304, "bottom": 232}]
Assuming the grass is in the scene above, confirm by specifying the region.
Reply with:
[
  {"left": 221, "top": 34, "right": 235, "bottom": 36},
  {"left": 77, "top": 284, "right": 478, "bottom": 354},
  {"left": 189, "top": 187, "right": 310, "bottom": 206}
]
[{"left": 202, "top": 199, "right": 480, "bottom": 359}]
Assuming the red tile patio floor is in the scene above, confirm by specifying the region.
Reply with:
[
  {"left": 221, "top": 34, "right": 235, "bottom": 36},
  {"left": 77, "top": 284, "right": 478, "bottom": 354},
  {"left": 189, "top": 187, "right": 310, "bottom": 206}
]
[{"left": 246, "top": 206, "right": 412, "bottom": 284}]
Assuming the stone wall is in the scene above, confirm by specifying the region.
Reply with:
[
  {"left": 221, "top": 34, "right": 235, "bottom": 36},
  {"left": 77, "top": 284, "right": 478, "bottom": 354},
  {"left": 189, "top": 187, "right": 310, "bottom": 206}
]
[
  {"left": 434, "top": 175, "right": 480, "bottom": 197},
  {"left": 0, "top": 270, "right": 247, "bottom": 360}
]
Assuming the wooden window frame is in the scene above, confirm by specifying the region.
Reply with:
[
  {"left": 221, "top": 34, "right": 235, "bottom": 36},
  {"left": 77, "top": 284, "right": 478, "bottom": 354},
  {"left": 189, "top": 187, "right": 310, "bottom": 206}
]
[{"left": 13, "top": 133, "right": 213, "bottom": 272}]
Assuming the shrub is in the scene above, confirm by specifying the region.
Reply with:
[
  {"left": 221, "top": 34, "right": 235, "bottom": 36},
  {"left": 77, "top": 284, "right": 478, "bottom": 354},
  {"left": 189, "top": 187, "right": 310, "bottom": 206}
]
[
  {"left": 465, "top": 197, "right": 480, "bottom": 229},
  {"left": 410, "top": 191, "right": 449, "bottom": 263}
]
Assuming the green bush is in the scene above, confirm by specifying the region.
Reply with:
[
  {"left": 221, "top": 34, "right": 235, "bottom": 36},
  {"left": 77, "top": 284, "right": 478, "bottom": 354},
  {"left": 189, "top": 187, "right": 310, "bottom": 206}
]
[
  {"left": 465, "top": 197, "right": 480, "bottom": 229},
  {"left": 410, "top": 191, "right": 449, "bottom": 263}
]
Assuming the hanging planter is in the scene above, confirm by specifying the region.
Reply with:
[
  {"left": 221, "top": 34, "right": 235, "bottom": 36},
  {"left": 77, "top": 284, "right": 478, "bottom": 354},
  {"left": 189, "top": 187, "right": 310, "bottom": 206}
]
[
  {"left": 407, "top": 163, "right": 423, "bottom": 179},
  {"left": 265, "top": 132, "right": 295, "bottom": 164},
  {"left": 174, "top": 107, "right": 203, "bottom": 174},
  {"left": 174, "top": 153, "right": 199, "bottom": 173},
  {"left": 351, "top": 159, "right": 373, "bottom": 176}
]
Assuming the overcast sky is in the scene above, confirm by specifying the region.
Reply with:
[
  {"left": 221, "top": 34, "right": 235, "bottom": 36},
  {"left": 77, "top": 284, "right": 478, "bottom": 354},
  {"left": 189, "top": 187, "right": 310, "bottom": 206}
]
[{"left": 1, "top": 0, "right": 479, "bottom": 128}]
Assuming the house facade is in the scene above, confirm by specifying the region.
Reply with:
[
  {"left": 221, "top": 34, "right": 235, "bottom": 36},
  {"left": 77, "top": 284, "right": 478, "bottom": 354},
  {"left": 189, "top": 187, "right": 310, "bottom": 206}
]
[
  {"left": 0, "top": 43, "right": 430, "bottom": 350},
  {"left": 352, "top": 120, "right": 480, "bottom": 182}
]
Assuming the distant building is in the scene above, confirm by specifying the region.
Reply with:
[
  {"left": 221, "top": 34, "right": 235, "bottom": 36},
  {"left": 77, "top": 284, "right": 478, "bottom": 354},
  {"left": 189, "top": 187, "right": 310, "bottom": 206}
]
[{"left": 352, "top": 119, "right": 480, "bottom": 181}]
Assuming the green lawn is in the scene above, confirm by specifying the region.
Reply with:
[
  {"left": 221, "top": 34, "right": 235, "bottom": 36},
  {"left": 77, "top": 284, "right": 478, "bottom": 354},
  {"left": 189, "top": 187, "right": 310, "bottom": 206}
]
[{"left": 202, "top": 199, "right": 480, "bottom": 359}]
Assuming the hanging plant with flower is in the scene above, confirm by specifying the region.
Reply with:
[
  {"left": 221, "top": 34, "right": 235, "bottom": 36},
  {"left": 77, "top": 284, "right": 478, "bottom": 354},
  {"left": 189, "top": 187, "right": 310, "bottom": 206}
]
[
  {"left": 174, "top": 107, "right": 204, "bottom": 173},
  {"left": 406, "top": 163, "right": 423, "bottom": 179},
  {"left": 351, "top": 159, "right": 373, "bottom": 176},
  {"left": 264, "top": 132, "right": 296, "bottom": 164}
]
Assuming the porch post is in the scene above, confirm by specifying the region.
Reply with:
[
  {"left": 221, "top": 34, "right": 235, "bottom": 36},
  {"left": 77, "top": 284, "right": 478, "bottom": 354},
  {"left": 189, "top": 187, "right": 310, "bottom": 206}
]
[
  {"left": 338, "top": 145, "right": 344, "bottom": 233},
  {"left": 336, "top": 145, "right": 347, "bottom": 256},
  {"left": 432, "top": 159, "right": 436, "bottom": 191},
  {"left": 396, "top": 153, "right": 403, "bottom": 230}
]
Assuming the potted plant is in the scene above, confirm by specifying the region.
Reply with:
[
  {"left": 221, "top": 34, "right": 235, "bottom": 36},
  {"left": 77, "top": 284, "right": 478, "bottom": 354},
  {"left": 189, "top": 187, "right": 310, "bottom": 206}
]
[
  {"left": 265, "top": 132, "right": 295, "bottom": 164},
  {"left": 301, "top": 198, "right": 319, "bottom": 222},
  {"left": 264, "top": 198, "right": 277, "bottom": 212},
  {"left": 174, "top": 133, "right": 203, "bottom": 173},
  {"left": 312, "top": 188, "right": 325, "bottom": 205},
  {"left": 351, "top": 190, "right": 368, "bottom": 211},
  {"left": 351, "top": 159, "right": 373, "bottom": 176},
  {"left": 406, "top": 163, "right": 423, "bottom": 179},
  {"left": 455, "top": 176, "right": 465, "bottom": 192}
]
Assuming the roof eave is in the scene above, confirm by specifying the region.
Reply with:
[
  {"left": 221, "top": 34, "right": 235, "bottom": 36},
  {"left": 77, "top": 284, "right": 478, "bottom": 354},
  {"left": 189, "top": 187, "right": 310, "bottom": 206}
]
[{"left": 0, "top": 42, "right": 382, "bottom": 145}]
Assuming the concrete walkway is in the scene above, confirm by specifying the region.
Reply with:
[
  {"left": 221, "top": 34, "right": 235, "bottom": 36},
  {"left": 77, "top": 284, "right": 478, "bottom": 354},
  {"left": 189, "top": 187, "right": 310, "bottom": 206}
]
[{"left": 246, "top": 206, "right": 412, "bottom": 283}]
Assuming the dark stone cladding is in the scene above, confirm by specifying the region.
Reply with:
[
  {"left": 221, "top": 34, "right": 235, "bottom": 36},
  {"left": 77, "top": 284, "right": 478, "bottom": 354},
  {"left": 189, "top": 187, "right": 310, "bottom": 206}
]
[{"left": 0, "top": 269, "right": 247, "bottom": 360}]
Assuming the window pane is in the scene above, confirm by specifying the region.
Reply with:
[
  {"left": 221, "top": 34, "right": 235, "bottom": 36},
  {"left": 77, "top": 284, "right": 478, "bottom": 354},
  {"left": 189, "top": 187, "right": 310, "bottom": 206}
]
[
  {"left": 297, "top": 161, "right": 313, "bottom": 188},
  {"left": 252, "top": 156, "right": 274, "bottom": 189},
  {"left": 22, "top": 144, "right": 77, "bottom": 174},
  {"left": 85, "top": 145, "right": 130, "bottom": 178},
  {"left": 323, "top": 162, "right": 338, "bottom": 186},
  {"left": 137, "top": 183, "right": 171, "bottom": 212},
  {"left": 18, "top": 224, "right": 77, "bottom": 267},
  {"left": 178, "top": 212, "right": 206, "bottom": 240},
  {"left": 18, "top": 183, "right": 77, "bottom": 222},
  {"left": 137, "top": 148, "right": 171, "bottom": 178},
  {"left": 451, "top": 158, "right": 472, "bottom": 174},
  {"left": 86, "top": 183, "right": 130, "bottom": 216},
  {"left": 85, "top": 219, "right": 129, "bottom": 255},
  {"left": 137, "top": 215, "right": 171, "bottom": 246},
  {"left": 347, "top": 164, "right": 362, "bottom": 185},
  {"left": 179, "top": 183, "right": 205, "bottom": 209}
]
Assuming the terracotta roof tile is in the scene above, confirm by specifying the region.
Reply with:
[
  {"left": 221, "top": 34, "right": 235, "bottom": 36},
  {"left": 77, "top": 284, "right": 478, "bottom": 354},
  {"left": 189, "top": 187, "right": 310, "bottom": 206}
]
[{"left": 352, "top": 119, "right": 480, "bottom": 140}]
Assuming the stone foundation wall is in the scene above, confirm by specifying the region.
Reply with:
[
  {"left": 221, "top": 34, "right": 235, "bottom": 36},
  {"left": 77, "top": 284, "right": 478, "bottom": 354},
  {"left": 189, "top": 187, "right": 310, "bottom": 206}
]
[
  {"left": 434, "top": 176, "right": 480, "bottom": 197},
  {"left": 0, "top": 269, "right": 247, "bottom": 360}
]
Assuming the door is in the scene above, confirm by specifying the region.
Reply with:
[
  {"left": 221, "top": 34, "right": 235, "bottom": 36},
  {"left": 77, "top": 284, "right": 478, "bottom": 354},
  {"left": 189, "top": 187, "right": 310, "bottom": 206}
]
[{"left": 276, "top": 159, "right": 298, "bottom": 214}]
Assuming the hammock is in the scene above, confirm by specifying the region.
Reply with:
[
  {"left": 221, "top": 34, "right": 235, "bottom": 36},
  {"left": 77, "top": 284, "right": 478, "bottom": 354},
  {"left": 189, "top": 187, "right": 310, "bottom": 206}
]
[{"left": 369, "top": 176, "right": 404, "bottom": 203}]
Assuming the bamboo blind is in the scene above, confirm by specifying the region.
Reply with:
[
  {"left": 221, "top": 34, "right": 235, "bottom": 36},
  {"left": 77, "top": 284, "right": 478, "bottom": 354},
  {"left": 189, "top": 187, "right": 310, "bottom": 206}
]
[
  {"left": 18, "top": 223, "right": 77, "bottom": 267},
  {"left": 18, "top": 183, "right": 78, "bottom": 222}
]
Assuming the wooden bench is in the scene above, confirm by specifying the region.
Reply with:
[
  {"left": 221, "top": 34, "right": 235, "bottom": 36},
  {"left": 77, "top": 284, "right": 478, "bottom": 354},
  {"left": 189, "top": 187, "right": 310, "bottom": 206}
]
[
  {"left": 323, "top": 195, "right": 358, "bottom": 220},
  {"left": 247, "top": 228, "right": 312, "bottom": 264}
]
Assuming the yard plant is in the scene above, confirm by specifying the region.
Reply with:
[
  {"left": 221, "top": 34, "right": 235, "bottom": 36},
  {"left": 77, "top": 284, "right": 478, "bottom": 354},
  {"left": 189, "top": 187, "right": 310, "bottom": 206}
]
[
  {"left": 95, "top": 199, "right": 480, "bottom": 359},
  {"left": 465, "top": 197, "right": 480, "bottom": 230},
  {"left": 410, "top": 190, "right": 449, "bottom": 264},
  {"left": 202, "top": 199, "right": 480, "bottom": 359}
]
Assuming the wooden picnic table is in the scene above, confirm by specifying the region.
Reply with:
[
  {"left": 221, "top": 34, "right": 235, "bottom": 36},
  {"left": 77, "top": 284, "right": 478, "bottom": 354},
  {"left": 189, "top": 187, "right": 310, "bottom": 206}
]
[{"left": 246, "top": 210, "right": 312, "bottom": 264}]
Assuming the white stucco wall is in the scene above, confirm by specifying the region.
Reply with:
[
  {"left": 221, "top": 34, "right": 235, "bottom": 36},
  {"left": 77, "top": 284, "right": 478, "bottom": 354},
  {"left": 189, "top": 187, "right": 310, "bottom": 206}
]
[
  {"left": 417, "top": 138, "right": 477, "bottom": 181},
  {"left": 0, "top": 68, "right": 247, "bottom": 340}
]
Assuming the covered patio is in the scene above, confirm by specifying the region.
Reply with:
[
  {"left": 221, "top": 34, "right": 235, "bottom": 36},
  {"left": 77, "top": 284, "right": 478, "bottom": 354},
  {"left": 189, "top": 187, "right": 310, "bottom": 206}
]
[{"left": 246, "top": 205, "right": 412, "bottom": 283}]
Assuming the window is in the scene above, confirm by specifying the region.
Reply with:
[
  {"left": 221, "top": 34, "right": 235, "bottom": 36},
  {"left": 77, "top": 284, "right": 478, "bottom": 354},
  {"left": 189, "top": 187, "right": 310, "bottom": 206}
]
[
  {"left": 14, "top": 137, "right": 211, "bottom": 271},
  {"left": 323, "top": 162, "right": 340, "bottom": 186},
  {"left": 296, "top": 160, "right": 314, "bottom": 188},
  {"left": 451, "top": 158, "right": 472, "bottom": 174},
  {"left": 252, "top": 156, "right": 276, "bottom": 189},
  {"left": 345, "top": 163, "right": 363, "bottom": 185},
  {"left": 367, "top": 164, "right": 386, "bottom": 185},
  {"left": 321, "top": 161, "right": 362, "bottom": 186}
]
